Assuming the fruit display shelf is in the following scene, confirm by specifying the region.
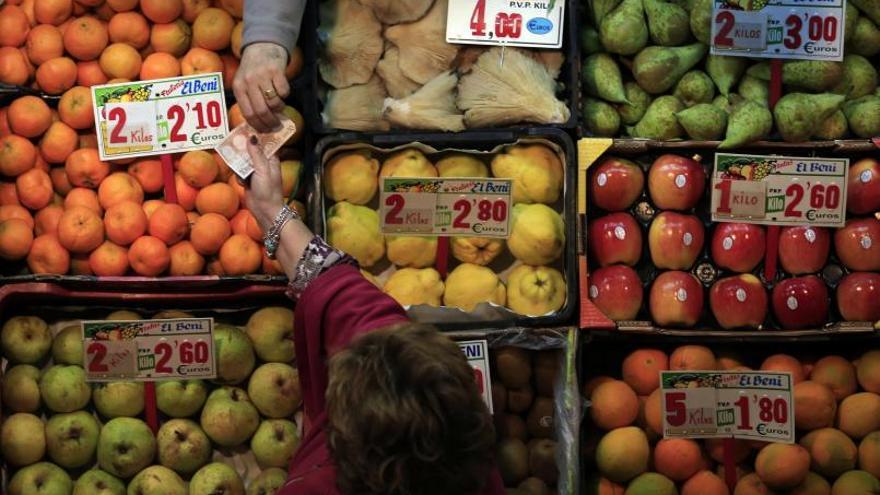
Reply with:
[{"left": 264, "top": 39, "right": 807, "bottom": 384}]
[
  {"left": 310, "top": 128, "right": 578, "bottom": 330},
  {"left": 578, "top": 138, "right": 880, "bottom": 337}
]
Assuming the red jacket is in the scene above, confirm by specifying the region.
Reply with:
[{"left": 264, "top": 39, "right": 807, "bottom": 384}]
[{"left": 277, "top": 264, "right": 505, "bottom": 495}]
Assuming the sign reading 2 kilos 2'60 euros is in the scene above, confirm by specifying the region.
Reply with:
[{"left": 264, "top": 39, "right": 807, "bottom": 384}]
[
  {"left": 446, "top": 0, "right": 565, "bottom": 48},
  {"left": 91, "top": 73, "right": 229, "bottom": 161}
]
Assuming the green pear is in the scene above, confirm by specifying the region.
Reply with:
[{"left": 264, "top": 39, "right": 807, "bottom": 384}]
[
  {"left": 774, "top": 93, "right": 845, "bottom": 142},
  {"left": 719, "top": 100, "right": 772, "bottom": 148},
  {"left": 126, "top": 466, "right": 187, "bottom": 495},
  {"left": 706, "top": 55, "right": 747, "bottom": 96},
  {"left": 157, "top": 419, "right": 212, "bottom": 475},
  {"left": 52, "top": 324, "right": 84, "bottom": 365},
  {"left": 8, "top": 463, "right": 72, "bottom": 495},
  {"left": 846, "top": 3, "right": 860, "bottom": 42},
  {"left": 93, "top": 381, "right": 145, "bottom": 418},
  {"left": 712, "top": 94, "right": 732, "bottom": 113},
  {"left": 1, "top": 413, "right": 46, "bottom": 467},
  {"left": 40, "top": 364, "right": 91, "bottom": 413},
  {"left": 616, "top": 82, "right": 652, "bottom": 124},
  {"left": 2, "top": 364, "right": 41, "bottom": 412},
  {"left": 851, "top": 0, "right": 880, "bottom": 25},
  {"left": 848, "top": 17, "right": 880, "bottom": 56},
  {"left": 97, "top": 417, "right": 156, "bottom": 479},
  {"left": 673, "top": 70, "right": 715, "bottom": 106},
  {"left": 245, "top": 306, "right": 295, "bottom": 363},
  {"left": 631, "top": 95, "right": 685, "bottom": 139},
  {"left": 633, "top": 43, "right": 708, "bottom": 94},
  {"left": 213, "top": 323, "right": 256, "bottom": 385},
  {"left": 738, "top": 75, "right": 769, "bottom": 105},
  {"left": 246, "top": 468, "right": 287, "bottom": 495},
  {"left": 1, "top": 316, "right": 52, "bottom": 364},
  {"left": 190, "top": 463, "right": 245, "bottom": 495},
  {"left": 689, "top": 0, "right": 712, "bottom": 43},
  {"left": 247, "top": 362, "right": 301, "bottom": 418},
  {"left": 581, "top": 26, "right": 603, "bottom": 54},
  {"left": 156, "top": 380, "right": 207, "bottom": 418},
  {"left": 583, "top": 54, "right": 628, "bottom": 103},
  {"left": 843, "top": 95, "right": 880, "bottom": 137},
  {"left": 814, "top": 110, "right": 849, "bottom": 140},
  {"left": 74, "top": 469, "right": 126, "bottom": 495},
  {"left": 600, "top": 0, "right": 649, "bottom": 55},
  {"left": 676, "top": 103, "right": 728, "bottom": 140},
  {"left": 200, "top": 387, "right": 260, "bottom": 447},
  {"left": 748, "top": 60, "right": 843, "bottom": 92},
  {"left": 251, "top": 419, "right": 300, "bottom": 469},
  {"left": 644, "top": 0, "right": 691, "bottom": 45},
  {"left": 592, "top": 0, "right": 623, "bottom": 26},
  {"left": 46, "top": 411, "right": 100, "bottom": 468},
  {"left": 583, "top": 98, "right": 621, "bottom": 137},
  {"left": 832, "top": 55, "right": 878, "bottom": 99}
]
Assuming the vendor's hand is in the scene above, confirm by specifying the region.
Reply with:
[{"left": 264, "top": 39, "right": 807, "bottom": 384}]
[
  {"left": 234, "top": 43, "right": 290, "bottom": 132},
  {"left": 244, "top": 135, "right": 285, "bottom": 232}
]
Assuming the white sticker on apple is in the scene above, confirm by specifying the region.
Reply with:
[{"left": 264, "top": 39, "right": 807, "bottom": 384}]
[
  {"left": 675, "top": 174, "right": 687, "bottom": 188},
  {"left": 676, "top": 288, "right": 688, "bottom": 302},
  {"left": 787, "top": 296, "right": 799, "bottom": 311},
  {"left": 683, "top": 232, "right": 693, "bottom": 246},
  {"left": 804, "top": 228, "right": 817, "bottom": 244},
  {"left": 861, "top": 235, "right": 873, "bottom": 250},
  {"left": 723, "top": 236, "right": 734, "bottom": 250},
  {"left": 736, "top": 288, "right": 747, "bottom": 302},
  {"left": 614, "top": 226, "right": 626, "bottom": 240},
  {"left": 589, "top": 285, "right": 599, "bottom": 299},
  {"left": 597, "top": 173, "right": 608, "bottom": 187},
  {"left": 861, "top": 170, "right": 873, "bottom": 184}
]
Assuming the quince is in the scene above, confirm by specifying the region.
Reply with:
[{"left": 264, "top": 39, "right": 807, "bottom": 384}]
[
  {"left": 323, "top": 151, "right": 380, "bottom": 205},
  {"left": 380, "top": 149, "right": 438, "bottom": 177},
  {"left": 507, "top": 265, "right": 566, "bottom": 316},
  {"left": 443, "top": 263, "right": 506, "bottom": 312},
  {"left": 384, "top": 268, "right": 445, "bottom": 307},
  {"left": 491, "top": 144, "right": 564, "bottom": 204},
  {"left": 508, "top": 204, "right": 565, "bottom": 265},
  {"left": 326, "top": 202, "right": 385, "bottom": 267},
  {"left": 436, "top": 154, "right": 489, "bottom": 177},
  {"left": 360, "top": 269, "right": 382, "bottom": 288},
  {"left": 451, "top": 237, "right": 505, "bottom": 266},
  {"left": 386, "top": 236, "right": 437, "bottom": 268}
]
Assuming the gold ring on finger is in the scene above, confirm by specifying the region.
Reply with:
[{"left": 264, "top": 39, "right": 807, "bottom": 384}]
[{"left": 263, "top": 88, "right": 278, "bottom": 100}]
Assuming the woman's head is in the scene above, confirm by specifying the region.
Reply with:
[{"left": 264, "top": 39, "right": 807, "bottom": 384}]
[{"left": 326, "top": 324, "right": 495, "bottom": 495}]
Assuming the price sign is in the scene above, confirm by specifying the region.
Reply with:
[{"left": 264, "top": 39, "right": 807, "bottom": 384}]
[
  {"left": 711, "top": 153, "right": 849, "bottom": 228},
  {"left": 380, "top": 178, "right": 512, "bottom": 237},
  {"left": 446, "top": 0, "right": 565, "bottom": 48},
  {"left": 661, "top": 371, "right": 794, "bottom": 443},
  {"left": 91, "top": 73, "right": 228, "bottom": 161},
  {"left": 710, "top": 0, "right": 844, "bottom": 61},
  {"left": 82, "top": 318, "right": 216, "bottom": 382},
  {"left": 458, "top": 340, "right": 493, "bottom": 413}
]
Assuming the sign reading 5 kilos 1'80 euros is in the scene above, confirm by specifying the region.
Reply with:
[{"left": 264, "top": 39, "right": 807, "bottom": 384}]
[
  {"left": 91, "top": 73, "right": 229, "bottom": 161},
  {"left": 446, "top": 0, "right": 565, "bottom": 48},
  {"left": 711, "top": 153, "right": 849, "bottom": 228}
]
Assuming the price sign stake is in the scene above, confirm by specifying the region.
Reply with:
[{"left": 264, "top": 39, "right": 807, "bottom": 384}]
[
  {"left": 446, "top": 0, "right": 565, "bottom": 48},
  {"left": 458, "top": 340, "right": 493, "bottom": 413}
]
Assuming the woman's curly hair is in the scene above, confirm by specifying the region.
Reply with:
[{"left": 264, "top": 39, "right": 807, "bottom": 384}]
[{"left": 326, "top": 323, "right": 496, "bottom": 495}]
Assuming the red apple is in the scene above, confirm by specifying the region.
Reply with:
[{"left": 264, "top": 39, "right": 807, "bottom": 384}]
[
  {"left": 710, "top": 274, "right": 768, "bottom": 329},
  {"left": 778, "top": 226, "right": 831, "bottom": 275},
  {"left": 711, "top": 222, "right": 766, "bottom": 273},
  {"left": 589, "top": 265, "right": 644, "bottom": 320},
  {"left": 589, "top": 212, "right": 643, "bottom": 267},
  {"left": 647, "top": 154, "right": 706, "bottom": 211},
  {"left": 649, "top": 271, "right": 704, "bottom": 327},
  {"left": 590, "top": 157, "right": 645, "bottom": 212},
  {"left": 648, "top": 212, "right": 705, "bottom": 270},
  {"left": 847, "top": 158, "right": 880, "bottom": 215},
  {"left": 771, "top": 275, "right": 829, "bottom": 329},
  {"left": 837, "top": 272, "right": 880, "bottom": 322},
  {"left": 835, "top": 218, "right": 880, "bottom": 271}
]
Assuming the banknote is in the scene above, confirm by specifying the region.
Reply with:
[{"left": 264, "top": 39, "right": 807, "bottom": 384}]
[{"left": 215, "top": 115, "right": 297, "bottom": 179}]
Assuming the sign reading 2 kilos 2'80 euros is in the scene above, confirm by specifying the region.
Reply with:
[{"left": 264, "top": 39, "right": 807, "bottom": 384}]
[
  {"left": 710, "top": 0, "right": 844, "bottom": 61},
  {"left": 91, "top": 73, "right": 229, "bottom": 161},
  {"left": 446, "top": 0, "right": 565, "bottom": 48},
  {"left": 710, "top": 153, "right": 849, "bottom": 228}
]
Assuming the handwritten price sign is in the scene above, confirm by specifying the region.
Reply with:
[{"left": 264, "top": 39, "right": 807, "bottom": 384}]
[
  {"left": 711, "top": 153, "right": 849, "bottom": 228},
  {"left": 710, "top": 0, "right": 844, "bottom": 61},
  {"left": 458, "top": 340, "right": 494, "bottom": 413},
  {"left": 92, "top": 73, "right": 229, "bottom": 161},
  {"left": 661, "top": 371, "right": 794, "bottom": 443},
  {"left": 446, "top": 0, "right": 565, "bottom": 48},
  {"left": 82, "top": 318, "right": 216, "bottom": 382},
  {"left": 379, "top": 178, "right": 512, "bottom": 237}
]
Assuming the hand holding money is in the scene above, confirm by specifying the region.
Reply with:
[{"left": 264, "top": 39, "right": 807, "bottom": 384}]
[{"left": 215, "top": 114, "right": 297, "bottom": 180}]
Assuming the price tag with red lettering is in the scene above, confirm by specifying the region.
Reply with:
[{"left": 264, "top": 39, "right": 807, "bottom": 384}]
[
  {"left": 380, "top": 178, "right": 512, "bottom": 237},
  {"left": 661, "top": 371, "right": 794, "bottom": 443},
  {"left": 91, "top": 73, "right": 229, "bottom": 161},
  {"left": 711, "top": 153, "right": 849, "bottom": 228},
  {"left": 458, "top": 340, "right": 493, "bottom": 413},
  {"left": 446, "top": 0, "right": 565, "bottom": 48},
  {"left": 710, "top": 0, "right": 844, "bottom": 61},
  {"left": 82, "top": 318, "right": 216, "bottom": 382}
]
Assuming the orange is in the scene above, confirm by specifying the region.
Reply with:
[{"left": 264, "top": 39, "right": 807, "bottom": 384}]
[
  {"left": 49, "top": 167, "right": 72, "bottom": 195},
  {"left": 0, "top": 47, "right": 30, "bottom": 85},
  {"left": 76, "top": 59, "right": 108, "bottom": 86},
  {"left": 57, "top": 205, "right": 103, "bottom": 253},
  {"left": 185, "top": 210, "right": 199, "bottom": 225},
  {"left": 25, "top": 25, "right": 63, "bottom": 66},
  {"left": 653, "top": 438, "right": 704, "bottom": 482},
  {"left": 0, "top": 204, "right": 34, "bottom": 229},
  {"left": 811, "top": 355, "right": 857, "bottom": 401},
  {"left": 128, "top": 159, "right": 163, "bottom": 193},
  {"left": 190, "top": 211, "right": 229, "bottom": 255},
  {"left": 858, "top": 350, "right": 880, "bottom": 394},
  {"left": 229, "top": 208, "right": 259, "bottom": 238},
  {"left": 8, "top": 96, "right": 52, "bottom": 138},
  {"left": 20, "top": 0, "right": 37, "bottom": 26},
  {"left": 0, "top": 108, "right": 10, "bottom": 137},
  {"left": 93, "top": 2, "right": 116, "bottom": 20},
  {"left": 69, "top": 253, "right": 93, "bottom": 275},
  {"left": 58, "top": 86, "right": 94, "bottom": 129},
  {"left": 192, "top": 7, "right": 233, "bottom": 51},
  {"left": 142, "top": 199, "right": 163, "bottom": 219},
  {"left": 181, "top": 0, "right": 210, "bottom": 22},
  {"left": 794, "top": 381, "right": 837, "bottom": 431},
  {"left": 106, "top": 0, "right": 138, "bottom": 11},
  {"left": 762, "top": 354, "right": 806, "bottom": 384},
  {"left": 28, "top": 234, "right": 70, "bottom": 273},
  {"left": 681, "top": 471, "right": 729, "bottom": 495},
  {"left": 642, "top": 388, "right": 662, "bottom": 436},
  {"left": 148, "top": 202, "right": 188, "bottom": 245},
  {"left": 180, "top": 47, "right": 222, "bottom": 75},
  {"left": 220, "top": 53, "right": 237, "bottom": 88},
  {"left": 128, "top": 235, "right": 169, "bottom": 275},
  {"left": 35, "top": 55, "right": 77, "bottom": 94},
  {"left": 800, "top": 428, "right": 858, "bottom": 478},
  {"left": 56, "top": 16, "right": 73, "bottom": 34},
  {"left": 214, "top": 152, "right": 231, "bottom": 181},
  {"left": 65, "top": 148, "right": 109, "bottom": 188},
  {"left": 89, "top": 240, "right": 128, "bottom": 276},
  {"left": 262, "top": 252, "right": 283, "bottom": 275},
  {"left": 219, "top": 234, "right": 260, "bottom": 275},
  {"left": 706, "top": 438, "right": 751, "bottom": 464},
  {"left": 98, "top": 42, "right": 141, "bottom": 79},
  {"left": 168, "top": 240, "right": 204, "bottom": 275},
  {"left": 34, "top": 0, "right": 73, "bottom": 25},
  {"left": 590, "top": 380, "right": 639, "bottom": 431},
  {"left": 217, "top": 0, "right": 241, "bottom": 18},
  {"left": 107, "top": 11, "right": 150, "bottom": 49},
  {"left": 195, "top": 182, "right": 238, "bottom": 218},
  {"left": 150, "top": 19, "right": 191, "bottom": 56},
  {"left": 78, "top": 133, "right": 98, "bottom": 150},
  {"left": 0, "top": 218, "right": 34, "bottom": 260},
  {"left": 64, "top": 187, "right": 102, "bottom": 215},
  {"left": 63, "top": 16, "right": 108, "bottom": 60},
  {"left": 286, "top": 46, "right": 304, "bottom": 80},
  {"left": 230, "top": 22, "right": 242, "bottom": 57},
  {"left": 755, "top": 443, "right": 810, "bottom": 489},
  {"left": 837, "top": 392, "right": 880, "bottom": 439},
  {"left": 670, "top": 345, "right": 716, "bottom": 370},
  {"left": 173, "top": 173, "right": 197, "bottom": 210},
  {"left": 141, "top": 0, "right": 182, "bottom": 23},
  {"left": 0, "top": 6, "right": 30, "bottom": 48},
  {"left": 104, "top": 200, "right": 146, "bottom": 245},
  {"left": 228, "top": 103, "right": 244, "bottom": 128},
  {"left": 289, "top": 199, "right": 306, "bottom": 218},
  {"left": 622, "top": 349, "right": 668, "bottom": 395},
  {"left": 0, "top": 135, "right": 37, "bottom": 177},
  {"left": 16, "top": 168, "right": 53, "bottom": 210},
  {"left": 39, "top": 121, "right": 78, "bottom": 163},
  {"left": 178, "top": 150, "right": 217, "bottom": 187},
  {"left": 34, "top": 154, "right": 50, "bottom": 172},
  {"left": 140, "top": 52, "right": 180, "bottom": 79},
  {"left": 97, "top": 172, "right": 143, "bottom": 209},
  {"left": 34, "top": 203, "right": 63, "bottom": 236},
  {"left": 0, "top": 182, "right": 21, "bottom": 205},
  {"left": 205, "top": 256, "right": 224, "bottom": 275},
  {"left": 227, "top": 175, "right": 245, "bottom": 203}
]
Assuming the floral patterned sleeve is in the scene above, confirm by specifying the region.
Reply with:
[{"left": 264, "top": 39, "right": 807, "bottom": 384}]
[{"left": 285, "top": 236, "right": 358, "bottom": 300}]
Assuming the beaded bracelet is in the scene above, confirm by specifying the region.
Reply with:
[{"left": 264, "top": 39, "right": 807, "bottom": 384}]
[{"left": 263, "top": 204, "right": 299, "bottom": 260}]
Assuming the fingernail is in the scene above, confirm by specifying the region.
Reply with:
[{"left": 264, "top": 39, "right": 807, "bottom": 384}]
[{"left": 249, "top": 136, "right": 258, "bottom": 145}]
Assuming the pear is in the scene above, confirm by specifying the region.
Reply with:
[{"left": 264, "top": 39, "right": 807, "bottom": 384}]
[
  {"left": 748, "top": 60, "right": 843, "bottom": 92},
  {"left": 631, "top": 95, "right": 685, "bottom": 139},
  {"left": 832, "top": 55, "right": 878, "bottom": 99},
  {"left": 583, "top": 54, "right": 628, "bottom": 104},
  {"left": 718, "top": 100, "right": 772, "bottom": 149},
  {"left": 676, "top": 103, "right": 728, "bottom": 140},
  {"left": 689, "top": 0, "right": 712, "bottom": 43},
  {"left": 814, "top": 110, "right": 849, "bottom": 140},
  {"left": 592, "top": 0, "right": 623, "bottom": 26},
  {"left": 712, "top": 95, "right": 731, "bottom": 114},
  {"left": 851, "top": 0, "right": 880, "bottom": 25},
  {"left": 673, "top": 70, "right": 715, "bottom": 107},
  {"left": 508, "top": 204, "right": 565, "bottom": 265},
  {"left": 616, "top": 82, "right": 652, "bottom": 125},
  {"left": 846, "top": 3, "right": 860, "bottom": 43},
  {"left": 644, "top": 0, "right": 691, "bottom": 46},
  {"left": 706, "top": 55, "right": 748, "bottom": 96},
  {"left": 600, "top": 0, "right": 649, "bottom": 55},
  {"left": 581, "top": 27, "right": 603, "bottom": 55},
  {"left": 738, "top": 75, "right": 769, "bottom": 105},
  {"left": 632, "top": 43, "right": 708, "bottom": 94},
  {"left": 843, "top": 95, "right": 880, "bottom": 138},
  {"left": 583, "top": 98, "right": 621, "bottom": 137},
  {"left": 773, "top": 93, "right": 845, "bottom": 142},
  {"left": 848, "top": 17, "right": 880, "bottom": 57}
]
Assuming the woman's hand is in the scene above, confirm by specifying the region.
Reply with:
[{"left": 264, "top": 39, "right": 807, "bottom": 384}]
[
  {"left": 233, "top": 43, "right": 290, "bottom": 132},
  {"left": 244, "top": 136, "right": 285, "bottom": 232}
]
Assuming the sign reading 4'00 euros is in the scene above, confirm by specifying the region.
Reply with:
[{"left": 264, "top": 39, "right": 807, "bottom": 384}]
[
  {"left": 91, "top": 73, "right": 229, "bottom": 161},
  {"left": 446, "top": 0, "right": 565, "bottom": 48}
]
